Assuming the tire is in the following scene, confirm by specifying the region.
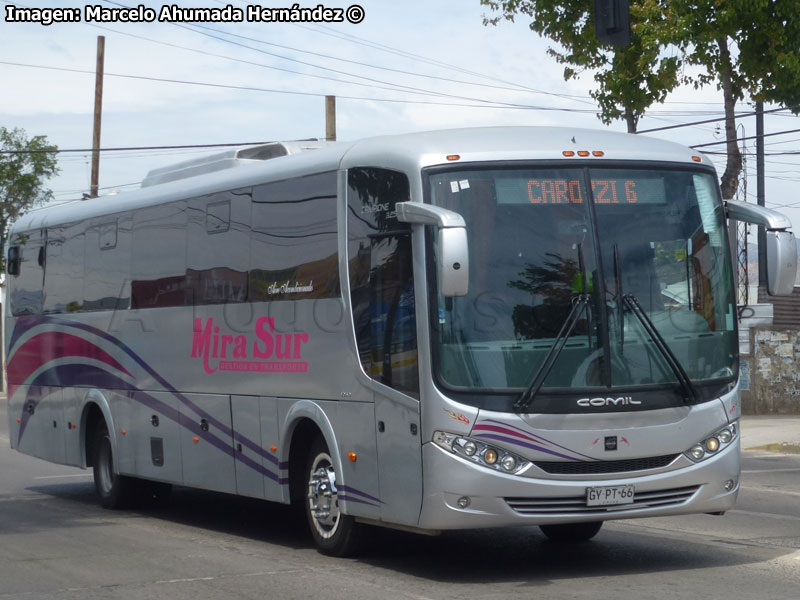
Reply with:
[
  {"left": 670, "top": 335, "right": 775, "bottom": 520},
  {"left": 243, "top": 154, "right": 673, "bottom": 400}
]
[
  {"left": 92, "top": 421, "right": 135, "bottom": 509},
  {"left": 539, "top": 521, "right": 603, "bottom": 542},
  {"left": 304, "top": 436, "right": 363, "bottom": 556}
]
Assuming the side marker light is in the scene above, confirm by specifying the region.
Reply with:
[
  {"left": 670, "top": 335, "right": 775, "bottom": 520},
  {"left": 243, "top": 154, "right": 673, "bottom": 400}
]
[{"left": 347, "top": 452, "right": 357, "bottom": 463}]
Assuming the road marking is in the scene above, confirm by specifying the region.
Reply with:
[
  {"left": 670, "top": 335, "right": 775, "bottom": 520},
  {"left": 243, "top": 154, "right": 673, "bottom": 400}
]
[
  {"left": 0, "top": 435, "right": 9, "bottom": 444},
  {"left": 741, "top": 484, "right": 800, "bottom": 497},
  {"left": 729, "top": 509, "right": 800, "bottom": 521},
  {"left": 742, "top": 467, "right": 800, "bottom": 474},
  {"left": 32, "top": 474, "right": 93, "bottom": 480}
]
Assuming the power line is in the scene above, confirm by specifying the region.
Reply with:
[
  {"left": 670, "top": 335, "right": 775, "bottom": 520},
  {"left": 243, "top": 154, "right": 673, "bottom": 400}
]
[
  {"left": 177, "top": 21, "right": 580, "bottom": 100},
  {"left": 100, "top": 0, "right": 577, "bottom": 109},
  {"left": 0, "top": 60, "right": 605, "bottom": 112},
  {"left": 637, "top": 106, "right": 795, "bottom": 134},
  {"left": 691, "top": 127, "right": 800, "bottom": 149}
]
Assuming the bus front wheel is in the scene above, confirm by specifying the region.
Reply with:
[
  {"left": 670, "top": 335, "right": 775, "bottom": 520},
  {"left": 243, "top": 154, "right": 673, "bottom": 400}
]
[
  {"left": 305, "top": 437, "right": 363, "bottom": 556},
  {"left": 539, "top": 521, "right": 603, "bottom": 542}
]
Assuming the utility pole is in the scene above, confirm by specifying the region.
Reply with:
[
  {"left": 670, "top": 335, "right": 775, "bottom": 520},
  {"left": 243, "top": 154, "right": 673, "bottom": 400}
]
[
  {"left": 756, "top": 101, "right": 766, "bottom": 290},
  {"left": 325, "top": 95, "right": 336, "bottom": 142},
  {"left": 90, "top": 35, "right": 105, "bottom": 198}
]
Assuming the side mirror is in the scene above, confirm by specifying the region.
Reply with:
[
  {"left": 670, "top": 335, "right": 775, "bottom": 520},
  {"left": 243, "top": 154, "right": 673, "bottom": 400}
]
[
  {"left": 396, "top": 202, "right": 469, "bottom": 297},
  {"left": 726, "top": 199, "right": 797, "bottom": 296},
  {"left": 766, "top": 230, "right": 797, "bottom": 296},
  {"left": 7, "top": 246, "right": 20, "bottom": 276}
]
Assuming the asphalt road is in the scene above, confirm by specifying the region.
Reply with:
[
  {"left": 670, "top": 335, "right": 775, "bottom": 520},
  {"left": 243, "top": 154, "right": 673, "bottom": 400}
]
[{"left": 1, "top": 404, "right": 798, "bottom": 600}]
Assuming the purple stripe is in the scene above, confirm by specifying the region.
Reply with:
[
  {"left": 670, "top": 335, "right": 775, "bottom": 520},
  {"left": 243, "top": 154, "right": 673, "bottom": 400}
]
[
  {"left": 475, "top": 432, "right": 588, "bottom": 462},
  {"left": 9, "top": 316, "right": 47, "bottom": 351},
  {"left": 23, "top": 364, "right": 281, "bottom": 482},
  {"left": 338, "top": 495, "right": 380, "bottom": 508},
  {"left": 480, "top": 418, "right": 597, "bottom": 461},
  {"left": 15, "top": 317, "right": 276, "bottom": 467},
  {"left": 338, "top": 485, "right": 382, "bottom": 504}
]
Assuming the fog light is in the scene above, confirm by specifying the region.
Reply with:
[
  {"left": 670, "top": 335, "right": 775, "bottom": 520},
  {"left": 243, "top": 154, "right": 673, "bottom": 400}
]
[
  {"left": 501, "top": 454, "right": 517, "bottom": 472},
  {"left": 464, "top": 441, "right": 477, "bottom": 456},
  {"left": 724, "top": 479, "right": 735, "bottom": 491},
  {"left": 457, "top": 496, "right": 471, "bottom": 509},
  {"left": 689, "top": 445, "right": 705, "bottom": 460},
  {"left": 483, "top": 448, "right": 498, "bottom": 465},
  {"left": 705, "top": 437, "right": 720, "bottom": 453}
]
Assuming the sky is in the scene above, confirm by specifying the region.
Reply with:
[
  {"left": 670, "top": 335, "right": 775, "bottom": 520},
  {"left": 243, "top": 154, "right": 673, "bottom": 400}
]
[{"left": 2, "top": 0, "right": 800, "bottom": 242}]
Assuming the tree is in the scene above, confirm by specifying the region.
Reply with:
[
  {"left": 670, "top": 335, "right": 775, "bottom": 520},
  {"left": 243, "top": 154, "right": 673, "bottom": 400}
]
[
  {"left": 480, "top": 0, "right": 682, "bottom": 132},
  {"left": 0, "top": 127, "right": 59, "bottom": 271},
  {"left": 481, "top": 1, "right": 800, "bottom": 199},
  {"left": 669, "top": 0, "right": 800, "bottom": 199}
]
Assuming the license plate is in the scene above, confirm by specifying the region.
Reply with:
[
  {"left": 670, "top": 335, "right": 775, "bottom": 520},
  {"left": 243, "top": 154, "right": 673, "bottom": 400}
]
[{"left": 586, "top": 484, "right": 635, "bottom": 507}]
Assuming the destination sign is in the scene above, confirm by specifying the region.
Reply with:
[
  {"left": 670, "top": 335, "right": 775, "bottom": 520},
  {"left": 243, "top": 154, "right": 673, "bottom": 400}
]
[{"left": 526, "top": 178, "right": 642, "bottom": 205}]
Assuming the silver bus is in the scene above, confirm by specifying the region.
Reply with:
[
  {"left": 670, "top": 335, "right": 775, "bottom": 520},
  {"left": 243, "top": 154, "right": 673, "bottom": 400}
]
[{"left": 5, "top": 127, "right": 797, "bottom": 555}]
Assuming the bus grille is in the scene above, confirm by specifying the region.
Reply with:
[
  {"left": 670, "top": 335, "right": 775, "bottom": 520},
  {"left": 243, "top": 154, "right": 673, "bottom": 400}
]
[
  {"left": 533, "top": 454, "right": 680, "bottom": 475},
  {"left": 505, "top": 485, "right": 699, "bottom": 515}
]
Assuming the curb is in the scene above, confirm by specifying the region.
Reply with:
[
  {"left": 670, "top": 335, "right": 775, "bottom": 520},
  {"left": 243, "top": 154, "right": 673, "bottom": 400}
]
[{"left": 745, "top": 443, "right": 800, "bottom": 455}]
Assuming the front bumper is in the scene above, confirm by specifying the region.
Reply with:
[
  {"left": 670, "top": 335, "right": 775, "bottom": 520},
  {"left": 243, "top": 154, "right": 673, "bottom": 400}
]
[{"left": 417, "top": 438, "right": 740, "bottom": 530}]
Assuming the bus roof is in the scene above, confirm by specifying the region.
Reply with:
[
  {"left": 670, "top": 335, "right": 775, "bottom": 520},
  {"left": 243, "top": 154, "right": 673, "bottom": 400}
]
[{"left": 11, "top": 126, "right": 712, "bottom": 233}]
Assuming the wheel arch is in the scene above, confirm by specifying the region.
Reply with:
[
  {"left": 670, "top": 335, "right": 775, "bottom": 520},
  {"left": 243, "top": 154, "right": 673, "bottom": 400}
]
[
  {"left": 281, "top": 400, "right": 341, "bottom": 505},
  {"left": 79, "top": 389, "right": 116, "bottom": 470}
]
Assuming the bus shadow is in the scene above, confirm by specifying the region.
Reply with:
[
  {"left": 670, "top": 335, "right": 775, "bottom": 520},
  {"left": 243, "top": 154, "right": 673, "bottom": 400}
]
[
  {"left": 24, "top": 482, "right": 311, "bottom": 550},
  {"left": 359, "top": 525, "right": 793, "bottom": 584},
  {"left": 23, "top": 483, "right": 794, "bottom": 583}
]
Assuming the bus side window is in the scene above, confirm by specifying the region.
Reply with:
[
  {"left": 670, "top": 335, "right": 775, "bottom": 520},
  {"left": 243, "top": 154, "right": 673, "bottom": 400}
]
[
  {"left": 347, "top": 167, "right": 419, "bottom": 397},
  {"left": 9, "top": 230, "right": 45, "bottom": 316},
  {"left": 249, "top": 172, "right": 339, "bottom": 301},
  {"left": 186, "top": 191, "right": 250, "bottom": 306},
  {"left": 43, "top": 223, "right": 86, "bottom": 314},
  {"left": 131, "top": 201, "right": 189, "bottom": 309},
  {"left": 84, "top": 215, "right": 132, "bottom": 311}
]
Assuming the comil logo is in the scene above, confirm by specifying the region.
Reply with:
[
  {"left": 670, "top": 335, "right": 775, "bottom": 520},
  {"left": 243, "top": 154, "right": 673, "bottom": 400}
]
[
  {"left": 191, "top": 317, "right": 309, "bottom": 375},
  {"left": 577, "top": 396, "right": 642, "bottom": 408}
]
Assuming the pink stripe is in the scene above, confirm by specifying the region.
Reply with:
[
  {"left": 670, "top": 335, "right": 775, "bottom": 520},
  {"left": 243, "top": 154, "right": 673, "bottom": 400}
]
[
  {"left": 7, "top": 332, "right": 133, "bottom": 398},
  {"left": 473, "top": 423, "right": 551, "bottom": 447}
]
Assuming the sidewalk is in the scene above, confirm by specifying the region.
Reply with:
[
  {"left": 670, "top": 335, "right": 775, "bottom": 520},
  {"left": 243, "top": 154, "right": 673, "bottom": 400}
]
[{"left": 740, "top": 415, "right": 800, "bottom": 454}]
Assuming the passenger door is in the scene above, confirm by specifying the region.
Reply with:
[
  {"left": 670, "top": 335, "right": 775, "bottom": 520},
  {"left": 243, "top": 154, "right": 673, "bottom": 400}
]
[{"left": 347, "top": 167, "right": 423, "bottom": 526}]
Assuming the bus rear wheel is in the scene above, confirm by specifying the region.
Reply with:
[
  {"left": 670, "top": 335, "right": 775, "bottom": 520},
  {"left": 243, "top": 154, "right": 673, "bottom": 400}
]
[
  {"left": 305, "top": 437, "right": 363, "bottom": 556},
  {"left": 92, "top": 421, "right": 134, "bottom": 509},
  {"left": 539, "top": 521, "right": 603, "bottom": 542}
]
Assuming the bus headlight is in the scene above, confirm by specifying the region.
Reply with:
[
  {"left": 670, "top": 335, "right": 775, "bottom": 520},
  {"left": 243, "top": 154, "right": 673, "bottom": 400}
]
[
  {"left": 433, "top": 431, "right": 529, "bottom": 474},
  {"left": 684, "top": 421, "right": 738, "bottom": 463}
]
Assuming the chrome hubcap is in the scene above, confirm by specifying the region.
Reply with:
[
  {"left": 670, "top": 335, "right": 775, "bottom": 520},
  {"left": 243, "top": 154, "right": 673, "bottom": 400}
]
[{"left": 307, "top": 453, "right": 340, "bottom": 538}]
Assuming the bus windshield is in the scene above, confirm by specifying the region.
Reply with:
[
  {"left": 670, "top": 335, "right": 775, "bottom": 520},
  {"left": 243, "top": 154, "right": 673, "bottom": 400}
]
[{"left": 428, "top": 165, "right": 737, "bottom": 408}]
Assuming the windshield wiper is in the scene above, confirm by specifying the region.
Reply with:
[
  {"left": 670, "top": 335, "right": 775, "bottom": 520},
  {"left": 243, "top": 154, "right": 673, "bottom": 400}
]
[
  {"left": 613, "top": 245, "right": 624, "bottom": 354},
  {"left": 514, "top": 294, "right": 589, "bottom": 413},
  {"left": 622, "top": 294, "right": 698, "bottom": 403}
]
